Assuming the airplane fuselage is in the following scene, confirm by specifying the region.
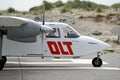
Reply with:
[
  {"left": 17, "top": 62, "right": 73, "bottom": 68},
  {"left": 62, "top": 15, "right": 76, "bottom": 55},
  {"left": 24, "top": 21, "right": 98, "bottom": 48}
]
[
  {"left": 2, "top": 22, "right": 110, "bottom": 58},
  {"left": 0, "top": 16, "right": 111, "bottom": 69}
]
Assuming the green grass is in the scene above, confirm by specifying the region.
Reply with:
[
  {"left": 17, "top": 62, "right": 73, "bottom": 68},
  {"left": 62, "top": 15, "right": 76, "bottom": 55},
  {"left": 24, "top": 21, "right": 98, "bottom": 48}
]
[
  {"left": 61, "top": 7, "right": 70, "bottom": 13},
  {"left": 53, "top": 0, "right": 64, "bottom": 7},
  {"left": 7, "top": 7, "right": 16, "bottom": 13},
  {"left": 94, "top": 14, "right": 105, "bottom": 22},
  {"left": 96, "top": 7, "right": 102, "bottom": 12},
  {"left": 0, "top": 12, "right": 2, "bottom": 15},
  {"left": 112, "top": 3, "right": 120, "bottom": 9},
  {"left": 29, "top": 0, "right": 109, "bottom": 12},
  {"left": 1, "top": 0, "right": 119, "bottom": 15}
]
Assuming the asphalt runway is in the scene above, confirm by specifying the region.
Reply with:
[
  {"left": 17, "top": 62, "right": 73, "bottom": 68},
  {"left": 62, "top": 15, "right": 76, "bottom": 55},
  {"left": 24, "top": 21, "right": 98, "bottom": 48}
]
[{"left": 0, "top": 53, "right": 120, "bottom": 80}]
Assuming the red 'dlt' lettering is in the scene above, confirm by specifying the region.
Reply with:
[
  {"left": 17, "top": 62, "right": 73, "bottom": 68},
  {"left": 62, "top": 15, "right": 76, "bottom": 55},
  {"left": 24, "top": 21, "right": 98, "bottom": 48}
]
[
  {"left": 63, "top": 42, "right": 73, "bottom": 55},
  {"left": 47, "top": 41, "right": 74, "bottom": 55},
  {"left": 47, "top": 41, "right": 60, "bottom": 55}
]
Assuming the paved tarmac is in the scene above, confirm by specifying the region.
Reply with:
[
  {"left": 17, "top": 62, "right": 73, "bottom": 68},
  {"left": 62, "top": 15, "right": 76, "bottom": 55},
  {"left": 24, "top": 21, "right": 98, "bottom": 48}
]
[{"left": 0, "top": 53, "right": 120, "bottom": 80}]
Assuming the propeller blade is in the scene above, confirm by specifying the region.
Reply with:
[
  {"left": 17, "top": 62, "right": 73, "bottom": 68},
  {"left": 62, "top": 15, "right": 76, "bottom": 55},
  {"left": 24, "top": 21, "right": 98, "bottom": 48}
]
[
  {"left": 42, "top": 0, "right": 45, "bottom": 25},
  {"left": 41, "top": 33, "right": 44, "bottom": 47},
  {"left": 41, "top": 0, "right": 45, "bottom": 47}
]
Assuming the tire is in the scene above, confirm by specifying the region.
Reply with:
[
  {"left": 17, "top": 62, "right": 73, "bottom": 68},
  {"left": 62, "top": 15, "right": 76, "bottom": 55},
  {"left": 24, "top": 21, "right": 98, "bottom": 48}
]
[
  {"left": 0, "top": 60, "right": 4, "bottom": 71},
  {"left": 2, "top": 56, "right": 7, "bottom": 64},
  {"left": 92, "top": 57, "right": 102, "bottom": 67}
]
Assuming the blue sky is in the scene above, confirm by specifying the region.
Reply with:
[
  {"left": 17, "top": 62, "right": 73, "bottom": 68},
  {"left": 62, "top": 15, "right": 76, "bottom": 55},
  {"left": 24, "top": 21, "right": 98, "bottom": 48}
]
[{"left": 0, "top": 0, "right": 120, "bottom": 11}]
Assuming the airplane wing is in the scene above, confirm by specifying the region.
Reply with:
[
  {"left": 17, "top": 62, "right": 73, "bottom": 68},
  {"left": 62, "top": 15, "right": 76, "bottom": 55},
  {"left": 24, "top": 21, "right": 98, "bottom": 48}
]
[{"left": 0, "top": 16, "right": 27, "bottom": 27}]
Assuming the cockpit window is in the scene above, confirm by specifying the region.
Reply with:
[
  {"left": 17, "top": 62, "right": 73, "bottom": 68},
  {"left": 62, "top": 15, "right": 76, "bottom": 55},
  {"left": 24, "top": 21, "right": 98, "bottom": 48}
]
[
  {"left": 63, "top": 26, "right": 79, "bottom": 38},
  {"left": 46, "top": 28, "right": 60, "bottom": 38}
]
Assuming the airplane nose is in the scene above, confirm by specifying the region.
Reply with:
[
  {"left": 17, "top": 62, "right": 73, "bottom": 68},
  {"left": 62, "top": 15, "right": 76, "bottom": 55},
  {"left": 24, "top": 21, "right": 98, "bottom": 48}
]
[
  {"left": 82, "top": 36, "right": 111, "bottom": 51},
  {"left": 98, "top": 41, "right": 111, "bottom": 50}
]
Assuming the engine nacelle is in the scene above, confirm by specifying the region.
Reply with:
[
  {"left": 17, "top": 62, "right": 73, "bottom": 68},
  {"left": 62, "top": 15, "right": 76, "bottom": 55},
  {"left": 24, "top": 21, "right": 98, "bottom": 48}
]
[
  {"left": 6, "top": 21, "right": 41, "bottom": 43},
  {"left": 0, "top": 16, "right": 53, "bottom": 43},
  {"left": 7, "top": 21, "right": 40, "bottom": 39}
]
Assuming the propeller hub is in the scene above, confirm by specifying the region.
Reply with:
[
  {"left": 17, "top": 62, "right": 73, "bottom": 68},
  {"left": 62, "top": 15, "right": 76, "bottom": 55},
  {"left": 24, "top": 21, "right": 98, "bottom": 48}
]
[{"left": 40, "top": 25, "right": 53, "bottom": 33}]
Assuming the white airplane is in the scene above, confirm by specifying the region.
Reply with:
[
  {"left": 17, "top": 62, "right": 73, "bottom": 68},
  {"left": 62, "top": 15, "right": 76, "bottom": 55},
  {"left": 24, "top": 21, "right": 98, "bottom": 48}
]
[{"left": 0, "top": 16, "right": 110, "bottom": 71}]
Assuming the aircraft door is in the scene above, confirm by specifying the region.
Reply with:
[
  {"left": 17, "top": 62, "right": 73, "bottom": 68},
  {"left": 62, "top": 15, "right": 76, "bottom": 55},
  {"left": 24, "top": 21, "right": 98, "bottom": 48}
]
[{"left": 43, "top": 25, "right": 80, "bottom": 57}]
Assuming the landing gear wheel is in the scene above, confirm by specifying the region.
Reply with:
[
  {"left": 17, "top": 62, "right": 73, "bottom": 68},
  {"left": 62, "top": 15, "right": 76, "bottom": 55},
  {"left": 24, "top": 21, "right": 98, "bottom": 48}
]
[
  {"left": 92, "top": 57, "right": 102, "bottom": 67},
  {"left": 2, "top": 56, "right": 7, "bottom": 64},
  {"left": 0, "top": 60, "right": 4, "bottom": 71}
]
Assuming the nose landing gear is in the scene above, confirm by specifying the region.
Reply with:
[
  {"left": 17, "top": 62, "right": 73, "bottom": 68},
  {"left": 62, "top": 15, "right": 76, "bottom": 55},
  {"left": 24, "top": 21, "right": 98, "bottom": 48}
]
[
  {"left": 0, "top": 56, "right": 7, "bottom": 71},
  {"left": 92, "top": 52, "right": 103, "bottom": 67}
]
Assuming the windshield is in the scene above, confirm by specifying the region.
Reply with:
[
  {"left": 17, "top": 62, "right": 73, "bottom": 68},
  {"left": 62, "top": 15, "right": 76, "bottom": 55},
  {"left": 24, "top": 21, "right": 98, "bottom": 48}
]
[{"left": 63, "top": 26, "right": 80, "bottom": 38}]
